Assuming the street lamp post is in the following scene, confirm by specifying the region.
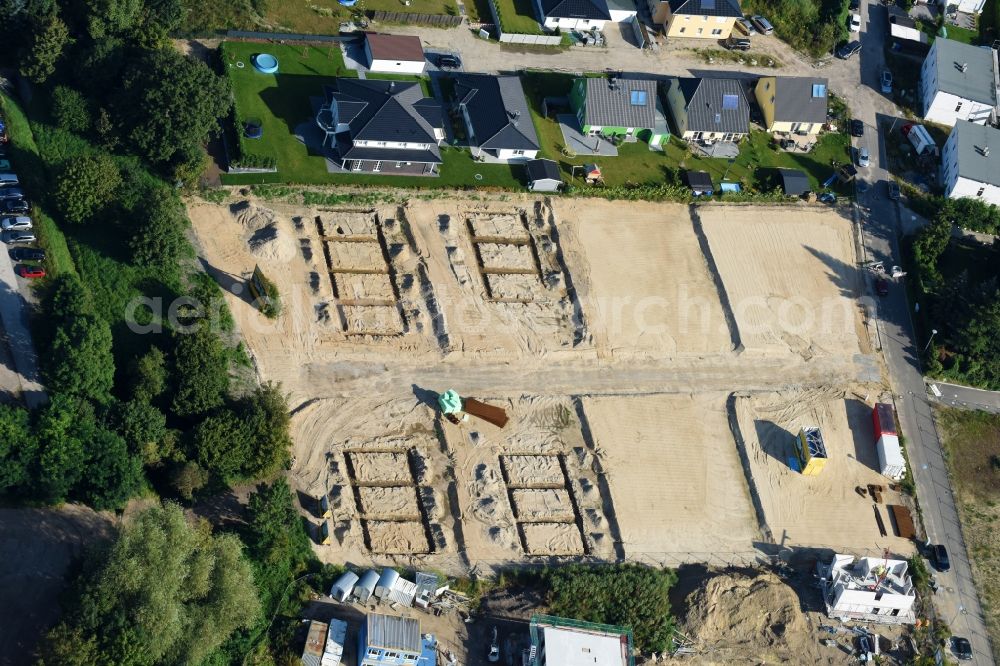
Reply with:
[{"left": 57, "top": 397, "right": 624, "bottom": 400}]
[{"left": 924, "top": 328, "right": 938, "bottom": 352}]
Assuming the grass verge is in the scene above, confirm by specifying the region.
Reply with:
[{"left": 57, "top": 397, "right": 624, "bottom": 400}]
[{"left": 936, "top": 407, "right": 1000, "bottom": 664}]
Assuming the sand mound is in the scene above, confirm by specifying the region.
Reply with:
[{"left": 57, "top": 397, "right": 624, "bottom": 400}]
[
  {"left": 683, "top": 572, "right": 806, "bottom": 650},
  {"left": 231, "top": 200, "right": 276, "bottom": 231},
  {"left": 230, "top": 201, "right": 296, "bottom": 263}
]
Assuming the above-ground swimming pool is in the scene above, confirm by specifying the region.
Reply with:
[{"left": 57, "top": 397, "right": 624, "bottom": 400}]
[
  {"left": 338, "top": 0, "right": 358, "bottom": 5},
  {"left": 252, "top": 53, "right": 279, "bottom": 74}
]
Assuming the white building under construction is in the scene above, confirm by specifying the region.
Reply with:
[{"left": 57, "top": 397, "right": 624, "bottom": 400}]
[
  {"left": 818, "top": 554, "right": 916, "bottom": 625},
  {"left": 528, "top": 615, "right": 634, "bottom": 666}
]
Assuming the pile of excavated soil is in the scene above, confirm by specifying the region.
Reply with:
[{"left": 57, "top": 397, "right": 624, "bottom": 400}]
[{"left": 673, "top": 571, "right": 849, "bottom": 665}]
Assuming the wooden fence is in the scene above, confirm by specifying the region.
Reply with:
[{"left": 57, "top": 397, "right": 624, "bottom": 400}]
[{"left": 368, "top": 10, "right": 463, "bottom": 26}]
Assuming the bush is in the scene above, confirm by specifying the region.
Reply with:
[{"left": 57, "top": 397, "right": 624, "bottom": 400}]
[
  {"left": 51, "top": 85, "right": 91, "bottom": 133},
  {"left": 171, "top": 325, "right": 230, "bottom": 418},
  {"left": 54, "top": 153, "right": 122, "bottom": 223}
]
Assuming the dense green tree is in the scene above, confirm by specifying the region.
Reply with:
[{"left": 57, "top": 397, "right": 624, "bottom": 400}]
[
  {"left": 0, "top": 404, "right": 37, "bottom": 495},
  {"left": 33, "top": 395, "right": 92, "bottom": 503},
  {"left": 171, "top": 325, "right": 229, "bottom": 418},
  {"left": 130, "top": 346, "right": 168, "bottom": 402},
  {"left": 117, "top": 49, "right": 231, "bottom": 166},
  {"left": 51, "top": 85, "right": 91, "bottom": 134},
  {"left": 913, "top": 216, "right": 952, "bottom": 287},
  {"left": 45, "top": 314, "right": 115, "bottom": 402},
  {"left": 545, "top": 564, "right": 677, "bottom": 653},
  {"left": 38, "top": 503, "right": 261, "bottom": 666},
  {"left": 114, "top": 398, "right": 168, "bottom": 463},
  {"left": 86, "top": 0, "right": 145, "bottom": 38},
  {"left": 237, "top": 383, "right": 292, "bottom": 478},
  {"left": 191, "top": 408, "right": 250, "bottom": 480},
  {"left": 130, "top": 188, "right": 189, "bottom": 268},
  {"left": 78, "top": 427, "right": 144, "bottom": 510},
  {"left": 19, "top": 10, "right": 70, "bottom": 83},
  {"left": 170, "top": 461, "right": 209, "bottom": 500},
  {"left": 45, "top": 273, "right": 91, "bottom": 320},
  {"left": 54, "top": 153, "right": 121, "bottom": 223}
]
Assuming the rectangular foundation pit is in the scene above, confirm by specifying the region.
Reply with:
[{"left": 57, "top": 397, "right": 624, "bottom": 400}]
[
  {"left": 501, "top": 455, "right": 565, "bottom": 488},
  {"left": 358, "top": 486, "right": 421, "bottom": 521},
  {"left": 512, "top": 489, "right": 576, "bottom": 523},
  {"left": 318, "top": 212, "right": 378, "bottom": 240},
  {"left": 334, "top": 272, "right": 396, "bottom": 303},
  {"left": 477, "top": 243, "right": 536, "bottom": 272},
  {"left": 485, "top": 273, "right": 540, "bottom": 302},
  {"left": 340, "top": 305, "right": 404, "bottom": 335},
  {"left": 348, "top": 451, "right": 413, "bottom": 485},
  {"left": 520, "top": 522, "right": 585, "bottom": 556},
  {"left": 365, "top": 520, "right": 431, "bottom": 554},
  {"left": 326, "top": 241, "right": 387, "bottom": 272},
  {"left": 468, "top": 214, "right": 529, "bottom": 241}
]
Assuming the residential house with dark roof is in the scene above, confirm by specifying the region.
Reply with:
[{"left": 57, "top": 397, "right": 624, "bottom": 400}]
[
  {"left": 569, "top": 77, "right": 669, "bottom": 147},
  {"left": 363, "top": 33, "right": 426, "bottom": 74},
  {"left": 663, "top": 77, "right": 750, "bottom": 142},
  {"left": 941, "top": 119, "right": 1000, "bottom": 205},
  {"left": 755, "top": 76, "right": 829, "bottom": 136},
  {"left": 454, "top": 74, "right": 540, "bottom": 163},
  {"left": 649, "top": 0, "right": 742, "bottom": 39},
  {"left": 920, "top": 38, "right": 999, "bottom": 127},
  {"left": 315, "top": 78, "right": 444, "bottom": 176},
  {"left": 535, "top": 0, "right": 612, "bottom": 31}
]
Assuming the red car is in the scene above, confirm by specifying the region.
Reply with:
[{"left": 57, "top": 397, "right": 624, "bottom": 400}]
[{"left": 16, "top": 264, "right": 45, "bottom": 279}]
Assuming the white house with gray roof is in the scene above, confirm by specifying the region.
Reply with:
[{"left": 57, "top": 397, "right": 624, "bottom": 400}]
[
  {"left": 920, "top": 38, "right": 999, "bottom": 126},
  {"left": 454, "top": 74, "right": 540, "bottom": 163},
  {"left": 663, "top": 76, "right": 749, "bottom": 142},
  {"left": 941, "top": 119, "right": 1000, "bottom": 206}
]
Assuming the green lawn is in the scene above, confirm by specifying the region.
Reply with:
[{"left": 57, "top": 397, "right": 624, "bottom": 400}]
[
  {"left": 521, "top": 71, "right": 851, "bottom": 191},
  {"left": 492, "top": 0, "right": 544, "bottom": 34},
  {"left": 365, "top": 0, "right": 460, "bottom": 15}
]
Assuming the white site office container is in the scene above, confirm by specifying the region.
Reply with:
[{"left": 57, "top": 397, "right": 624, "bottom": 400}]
[{"left": 877, "top": 434, "right": 906, "bottom": 480}]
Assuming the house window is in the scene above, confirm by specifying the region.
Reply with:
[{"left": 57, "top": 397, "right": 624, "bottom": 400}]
[
  {"left": 373, "top": 161, "right": 382, "bottom": 172},
  {"left": 711, "top": 28, "right": 722, "bottom": 34},
  {"left": 396, "top": 161, "right": 403, "bottom": 168},
  {"left": 513, "top": 149, "right": 525, "bottom": 155},
  {"left": 764, "top": 82, "right": 770, "bottom": 90},
  {"left": 377, "top": 141, "right": 387, "bottom": 146},
  {"left": 697, "top": 27, "right": 703, "bottom": 34},
  {"left": 956, "top": 101, "right": 963, "bottom": 112},
  {"left": 352, "top": 161, "right": 363, "bottom": 172},
  {"left": 977, "top": 187, "right": 985, "bottom": 196},
  {"left": 679, "top": 26, "right": 686, "bottom": 32},
  {"left": 385, "top": 652, "right": 397, "bottom": 659}
]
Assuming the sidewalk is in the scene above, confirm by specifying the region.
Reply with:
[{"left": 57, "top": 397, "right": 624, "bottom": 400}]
[{"left": 0, "top": 247, "right": 46, "bottom": 408}]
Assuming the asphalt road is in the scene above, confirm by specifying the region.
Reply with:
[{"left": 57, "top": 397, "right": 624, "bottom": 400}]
[
  {"left": 852, "top": 3, "right": 993, "bottom": 663},
  {"left": 0, "top": 240, "right": 45, "bottom": 409},
  {"left": 928, "top": 380, "right": 1000, "bottom": 414}
]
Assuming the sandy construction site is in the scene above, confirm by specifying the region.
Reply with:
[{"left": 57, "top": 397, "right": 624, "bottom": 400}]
[{"left": 188, "top": 193, "right": 910, "bottom": 572}]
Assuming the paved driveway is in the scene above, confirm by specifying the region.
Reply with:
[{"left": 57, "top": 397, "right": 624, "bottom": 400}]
[{"left": 0, "top": 243, "right": 45, "bottom": 408}]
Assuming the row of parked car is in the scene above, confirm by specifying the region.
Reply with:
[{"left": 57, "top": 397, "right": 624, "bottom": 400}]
[
  {"left": 0, "top": 138, "right": 47, "bottom": 279},
  {"left": 722, "top": 14, "right": 773, "bottom": 52}
]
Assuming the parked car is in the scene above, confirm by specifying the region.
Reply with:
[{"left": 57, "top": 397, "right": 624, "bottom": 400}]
[
  {"left": 16, "top": 264, "right": 45, "bottom": 279},
  {"left": 750, "top": 15, "right": 773, "bottom": 35},
  {"left": 9, "top": 247, "right": 45, "bottom": 261},
  {"left": 0, "top": 159, "right": 10, "bottom": 171},
  {"left": 6, "top": 232, "right": 36, "bottom": 244},
  {"left": 436, "top": 53, "right": 461, "bottom": 69},
  {"left": 0, "top": 186, "right": 24, "bottom": 199},
  {"left": 724, "top": 37, "right": 751, "bottom": 51},
  {"left": 837, "top": 40, "right": 862, "bottom": 59},
  {"left": 887, "top": 180, "right": 900, "bottom": 200},
  {"left": 0, "top": 173, "right": 18, "bottom": 186},
  {"left": 1, "top": 198, "right": 30, "bottom": 214},
  {"left": 951, "top": 636, "right": 973, "bottom": 661},
  {"left": 1, "top": 216, "right": 32, "bottom": 231},
  {"left": 875, "top": 277, "right": 889, "bottom": 296},
  {"left": 735, "top": 17, "right": 755, "bottom": 35},
  {"left": 881, "top": 69, "right": 893, "bottom": 93},
  {"left": 857, "top": 146, "right": 870, "bottom": 167},
  {"left": 488, "top": 627, "right": 500, "bottom": 663},
  {"left": 932, "top": 543, "right": 951, "bottom": 572},
  {"left": 850, "top": 118, "right": 865, "bottom": 137},
  {"left": 850, "top": 13, "right": 861, "bottom": 32}
]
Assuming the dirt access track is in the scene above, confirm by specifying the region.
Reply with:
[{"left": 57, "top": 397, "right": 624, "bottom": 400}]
[{"left": 189, "top": 194, "right": 902, "bottom": 573}]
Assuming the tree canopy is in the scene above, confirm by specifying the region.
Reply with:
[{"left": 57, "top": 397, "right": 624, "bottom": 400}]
[
  {"left": 53, "top": 153, "right": 122, "bottom": 223},
  {"left": 38, "top": 503, "right": 261, "bottom": 666}
]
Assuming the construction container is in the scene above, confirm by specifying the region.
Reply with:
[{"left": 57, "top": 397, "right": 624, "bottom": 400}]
[
  {"left": 876, "top": 434, "right": 906, "bottom": 480},
  {"left": 375, "top": 567, "right": 400, "bottom": 600},
  {"left": 872, "top": 403, "right": 897, "bottom": 438},
  {"left": 796, "top": 427, "right": 829, "bottom": 476},
  {"left": 321, "top": 619, "right": 347, "bottom": 666},
  {"left": 330, "top": 570, "right": 359, "bottom": 602},
  {"left": 354, "top": 569, "right": 379, "bottom": 603},
  {"left": 302, "top": 620, "right": 329, "bottom": 666}
]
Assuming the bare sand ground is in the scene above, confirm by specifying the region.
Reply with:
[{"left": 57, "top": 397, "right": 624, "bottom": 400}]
[
  {"left": 584, "top": 393, "right": 759, "bottom": 563},
  {"left": 698, "top": 206, "right": 868, "bottom": 359},
  {"left": 736, "top": 390, "right": 915, "bottom": 555},
  {"left": 556, "top": 201, "right": 734, "bottom": 359},
  {"left": 188, "top": 194, "right": 881, "bottom": 573}
]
